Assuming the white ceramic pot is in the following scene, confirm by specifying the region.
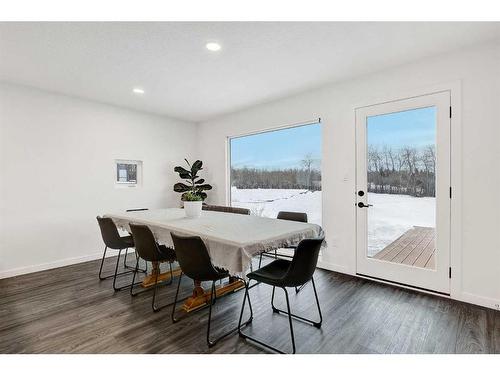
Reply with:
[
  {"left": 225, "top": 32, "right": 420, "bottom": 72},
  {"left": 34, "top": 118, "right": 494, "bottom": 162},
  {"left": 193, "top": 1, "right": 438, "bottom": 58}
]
[{"left": 184, "top": 200, "right": 202, "bottom": 218}]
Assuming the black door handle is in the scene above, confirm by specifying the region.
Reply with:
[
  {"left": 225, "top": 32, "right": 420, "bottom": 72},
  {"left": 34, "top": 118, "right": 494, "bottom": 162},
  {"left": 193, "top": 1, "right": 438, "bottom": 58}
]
[{"left": 357, "top": 202, "right": 373, "bottom": 208}]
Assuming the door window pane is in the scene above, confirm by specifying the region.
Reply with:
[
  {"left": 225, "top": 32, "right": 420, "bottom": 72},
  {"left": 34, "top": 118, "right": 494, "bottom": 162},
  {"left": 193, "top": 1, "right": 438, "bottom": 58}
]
[{"left": 366, "top": 107, "right": 436, "bottom": 269}]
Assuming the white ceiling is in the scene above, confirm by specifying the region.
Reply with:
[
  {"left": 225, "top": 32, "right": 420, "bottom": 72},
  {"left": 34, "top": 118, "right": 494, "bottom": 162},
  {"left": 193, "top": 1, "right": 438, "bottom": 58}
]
[{"left": 1, "top": 22, "right": 499, "bottom": 122}]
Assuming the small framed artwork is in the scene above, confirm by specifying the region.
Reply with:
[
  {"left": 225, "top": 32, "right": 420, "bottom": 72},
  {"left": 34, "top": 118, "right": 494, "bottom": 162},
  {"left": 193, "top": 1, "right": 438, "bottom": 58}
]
[{"left": 115, "top": 159, "right": 142, "bottom": 187}]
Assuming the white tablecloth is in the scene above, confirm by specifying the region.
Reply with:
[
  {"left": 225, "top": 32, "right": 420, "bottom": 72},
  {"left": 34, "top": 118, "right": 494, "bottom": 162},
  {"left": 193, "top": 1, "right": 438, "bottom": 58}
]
[{"left": 104, "top": 208, "right": 324, "bottom": 275}]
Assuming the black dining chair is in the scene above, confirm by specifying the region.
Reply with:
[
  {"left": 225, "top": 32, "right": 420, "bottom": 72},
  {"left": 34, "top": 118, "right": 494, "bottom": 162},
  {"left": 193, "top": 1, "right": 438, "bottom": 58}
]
[
  {"left": 122, "top": 208, "right": 149, "bottom": 270},
  {"left": 96, "top": 216, "right": 144, "bottom": 291},
  {"left": 238, "top": 237, "right": 324, "bottom": 354},
  {"left": 258, "top": 211, "right": 308, "bottom": 277},
  {"left": 202, "top": 204, "right": 250, "bottom": 215},
  {"left": 170, "top": 233, "right": 253, "bottom": 348},
  {"left": 129, "top": 223, "right": 177, "bottom": 312}
]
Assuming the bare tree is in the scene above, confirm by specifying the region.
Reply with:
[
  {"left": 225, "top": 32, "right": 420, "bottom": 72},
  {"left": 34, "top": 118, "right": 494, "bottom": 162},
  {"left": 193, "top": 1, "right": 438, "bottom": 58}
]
[
  {"left": 366, "top": 144, "right": 435, "bottom": 197},
  {"left": 301, "top": 153, "right": 314, "bottom": 189}
]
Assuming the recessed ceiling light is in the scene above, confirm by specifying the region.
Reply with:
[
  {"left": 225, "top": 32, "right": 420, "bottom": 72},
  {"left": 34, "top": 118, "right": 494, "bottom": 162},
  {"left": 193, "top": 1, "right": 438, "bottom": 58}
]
[
  {"left": 205, "top": 42, "right": 221, "bottom": 52},
  {"left": 133, "top": 88, "right": 145, "bottom": 95}
]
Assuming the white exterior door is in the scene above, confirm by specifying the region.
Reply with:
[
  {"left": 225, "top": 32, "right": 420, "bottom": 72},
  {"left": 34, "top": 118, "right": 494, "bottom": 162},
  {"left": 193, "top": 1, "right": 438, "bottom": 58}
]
[{"left": 355, "top": 91, "right": 451, "bottom": 294}]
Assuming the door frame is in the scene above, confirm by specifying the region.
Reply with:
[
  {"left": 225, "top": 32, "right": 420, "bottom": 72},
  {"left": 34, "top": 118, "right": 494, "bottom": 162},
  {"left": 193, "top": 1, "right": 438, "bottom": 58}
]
[
  {"left": 355, "top": 91, "right": 451, "bottom": 294},
  {"left": 352, "top": 81, "right": 462, "bottom": 298}
]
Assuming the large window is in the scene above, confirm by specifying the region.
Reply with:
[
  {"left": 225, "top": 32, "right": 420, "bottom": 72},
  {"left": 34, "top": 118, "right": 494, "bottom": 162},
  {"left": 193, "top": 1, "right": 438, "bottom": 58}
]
[{"left": 229, "top": 122, "right": 322, "bottom": 225}]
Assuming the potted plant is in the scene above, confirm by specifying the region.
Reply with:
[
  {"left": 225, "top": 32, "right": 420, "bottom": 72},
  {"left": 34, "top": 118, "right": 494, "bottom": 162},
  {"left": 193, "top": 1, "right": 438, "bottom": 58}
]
[
  {"left": 182, "top": 191, "right": 203, "bottom": 218},
  {"left": 173, "top": 159, "right": 212, "bottom": 218}
]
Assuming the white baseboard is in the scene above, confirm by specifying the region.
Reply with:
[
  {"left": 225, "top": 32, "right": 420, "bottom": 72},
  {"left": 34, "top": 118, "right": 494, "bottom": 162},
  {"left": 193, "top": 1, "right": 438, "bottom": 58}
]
[
  {"left": 318, "top": 262, "right": 500, "bottom": 311},
  {"left": 0, "top": 249, "right": 120, "bottom": 280},
  {"left": 317, "top": 260, "right": 351, "bottom": 275},
  {"left": 458, "top": 292, "right": 500, "bottom": 311}
]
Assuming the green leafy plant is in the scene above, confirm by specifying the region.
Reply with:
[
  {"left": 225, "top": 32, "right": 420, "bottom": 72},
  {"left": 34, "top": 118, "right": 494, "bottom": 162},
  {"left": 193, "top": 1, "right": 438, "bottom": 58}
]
[
  {"left": 182, "top": 191, "right": 203, "bottom": 201},
  {"left": 173, "top": 159, "right": 213, "bottom": 201}
]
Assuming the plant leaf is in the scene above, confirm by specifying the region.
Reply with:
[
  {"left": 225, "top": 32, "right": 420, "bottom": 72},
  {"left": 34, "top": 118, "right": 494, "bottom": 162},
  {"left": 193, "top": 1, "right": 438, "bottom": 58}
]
[
  {"left": 191, "top": 160, "right": 203, "bottom": 175},
  {"left": 195, "top": 178, "right": 205, "bottom": 184},
  {"left": 174, "top": 182, "right": 192, "bottom": 192},
  {"left": 196, "top": 184, "right": 213, "bottom": 191},
  {"left": 174, "top": 166, "right": 190, "bottom": 174}
]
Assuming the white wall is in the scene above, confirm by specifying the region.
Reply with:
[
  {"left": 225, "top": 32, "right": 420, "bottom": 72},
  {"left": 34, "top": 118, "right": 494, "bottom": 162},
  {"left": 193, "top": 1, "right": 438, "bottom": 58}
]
[
  {"left": 198, "top": 40, "right": 500, "bottom": 309},
  {"left": 0, "top": 83, "right": 197, "bottom": 277}
]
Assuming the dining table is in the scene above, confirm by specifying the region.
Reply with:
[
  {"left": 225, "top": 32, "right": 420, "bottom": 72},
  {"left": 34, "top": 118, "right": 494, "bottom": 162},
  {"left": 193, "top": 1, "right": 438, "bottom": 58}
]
[{"left": 105, "top": 208, "right": 324, "bottom": 312}]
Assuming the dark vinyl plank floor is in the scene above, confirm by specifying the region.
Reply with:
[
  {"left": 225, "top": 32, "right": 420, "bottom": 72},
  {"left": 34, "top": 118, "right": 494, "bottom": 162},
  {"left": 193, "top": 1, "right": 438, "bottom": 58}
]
[{"left": 0, "top": 255, "right": 499, "bottom": 354}]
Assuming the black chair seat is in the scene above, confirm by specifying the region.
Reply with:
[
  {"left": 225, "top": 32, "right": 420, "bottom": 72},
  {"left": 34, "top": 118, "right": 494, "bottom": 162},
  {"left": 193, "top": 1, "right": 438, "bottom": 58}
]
[
  {"left": 158, "top": 245, "right": 176, "bottom": 262},
  {"left": 121, "top": 235, "right": 134, "bottom": 248},
  {"left": 247, "top": 259, "right": 291, "bottom": 287}
]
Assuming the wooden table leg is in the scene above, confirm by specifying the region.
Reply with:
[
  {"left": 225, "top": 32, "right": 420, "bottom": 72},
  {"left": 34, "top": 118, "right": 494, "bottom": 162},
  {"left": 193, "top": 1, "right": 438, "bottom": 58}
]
[
  {"left": 141, "top": 261, "right": 182, "bottom": 288},
  {"left": 181, "top": 277, "right": 245, "bottom": 312}
]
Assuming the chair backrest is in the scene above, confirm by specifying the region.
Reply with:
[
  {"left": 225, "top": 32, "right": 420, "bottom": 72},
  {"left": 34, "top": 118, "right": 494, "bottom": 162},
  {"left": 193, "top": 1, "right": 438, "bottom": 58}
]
[
  {"left": 129, "top": 223, "right": 162, "bottom": 262},
  {"left": 282, "top": 237, "right": 324, "bottom": 287},
  {"left": 202, "top": 204, "right": 250, "bottom": 215},
  {"left": 96, "top": 216, "right": 128, "bottom": 249},
  {"left": 170, "top": 233, "right": 221, "bottom": 281},
  {"left": 277, "top": 211, "right": 308, "bottom": 223}
]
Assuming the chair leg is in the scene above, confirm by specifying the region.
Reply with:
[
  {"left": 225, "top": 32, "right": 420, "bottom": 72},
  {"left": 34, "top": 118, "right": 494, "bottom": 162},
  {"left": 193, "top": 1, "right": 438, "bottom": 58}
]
[
  {"left": 258, "top": 252, "right": 263, "bottom": 268},
  {"left": 129, "top": 250, "right": 147, "bottom": 272},
  {"left": 113, "top": 249, "right": 140, "bottom": 292},
  {"left": 122, "top": 248, "right": 146, "bottom": 271},
  {"left": 123, "top": 248, "right": 129, "bottom": 268},
  {"left": 294, "top": 281, "right": 308, "bottom": 294},
  {"left": 167, "top": 262, "right": 174, "bottom": 286},
  {"left": 151, "top": 263, "right": 179, "bottom": 312},
  {"left": 151, "top": 271, "right": 161, "bottom": 312},
  {"left": 206, "top": 279, "right": 253, "bottom": 348},
  {"left": 98, "top": 246, "right": 109, "bottom": 280},
  {"left": 239, "top": 281, "right": 294, "bottom": 354},
  {"left": 129, "top": 260, "right": 177, "bottom": 304},
  {"left": 206, "top": 281, "right": 216, "bottom": 347},
  {"left": 311, "top": 277, "right": 323, "bottom": 327},
  {"left": 112, "top": 249, "right": 123, "bottom": 291},
  {"left": 271, "top": 278, "right": 322, "bottom": 328},
  {"left": 171, "top": 273, "right": 183, "bottom": 323},
  {"left": 171, "top": 273, "right": 195, "bottom": 323},
  {"left": 129, "top": 258, "right": 145, "bottom": 296},
  {"left": 238, "top": 281, "right": 254, "bottom": 330},
  {"left": 113, "top": 251, "right": 150, "bottom": 292},
  {"left": 100, "top": 245, "right": 138, "bottom": 282},
  {"left": 283, "top": 287, "right": 296, "bottom": 354}
]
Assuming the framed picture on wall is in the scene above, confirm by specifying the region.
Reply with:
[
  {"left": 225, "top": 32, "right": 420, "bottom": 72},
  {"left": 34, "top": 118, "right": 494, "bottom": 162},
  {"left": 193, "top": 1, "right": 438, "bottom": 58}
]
[{"left": 115, "top": 159, "right": 142, "bottom": 187}]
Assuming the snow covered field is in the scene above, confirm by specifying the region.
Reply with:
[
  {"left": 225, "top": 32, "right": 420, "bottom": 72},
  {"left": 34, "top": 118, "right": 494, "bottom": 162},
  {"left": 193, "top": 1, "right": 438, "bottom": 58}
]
[
  {"left": 231, "top": 187, "right": 322, "bottom": 225},
  {"left": 231, "top": 188, "right": 435, "bottom": 257},
  {"left": 367, "top": 193, "right": 435, "bottom": 256}
]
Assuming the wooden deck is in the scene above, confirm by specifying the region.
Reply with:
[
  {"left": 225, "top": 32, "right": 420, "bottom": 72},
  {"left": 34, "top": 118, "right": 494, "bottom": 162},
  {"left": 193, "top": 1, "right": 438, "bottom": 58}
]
[{"left": 372, "top": 226, "right": 436, "bottom": 269}]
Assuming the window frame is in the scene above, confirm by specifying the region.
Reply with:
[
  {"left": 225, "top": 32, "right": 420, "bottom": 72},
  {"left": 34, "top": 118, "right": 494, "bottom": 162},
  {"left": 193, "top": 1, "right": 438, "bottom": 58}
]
[{"left": 226, "top": 118, "right": 322, "bottom": 208}]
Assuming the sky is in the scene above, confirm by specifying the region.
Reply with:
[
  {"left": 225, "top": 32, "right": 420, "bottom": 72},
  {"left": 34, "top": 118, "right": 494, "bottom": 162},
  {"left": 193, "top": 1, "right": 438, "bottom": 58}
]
[
  {"left": 230, "top": 107, "right": 436, "bottom": 170},
  {"left": 230, "top": 122, "right": 321, "bottom": 170},
  {"left": 367, "top": 106, "right": 436, "bottom": 149}
]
